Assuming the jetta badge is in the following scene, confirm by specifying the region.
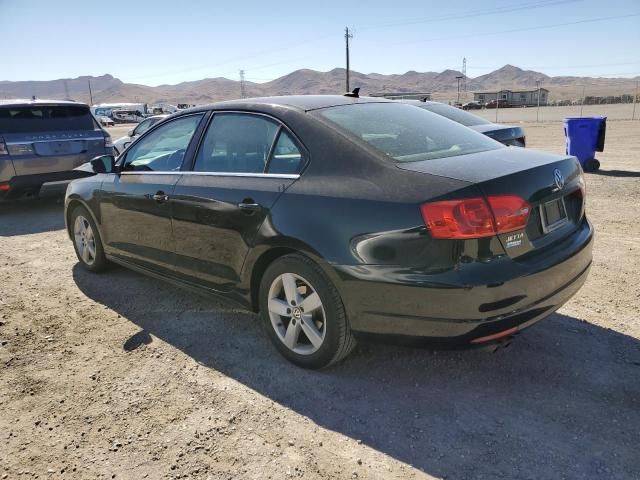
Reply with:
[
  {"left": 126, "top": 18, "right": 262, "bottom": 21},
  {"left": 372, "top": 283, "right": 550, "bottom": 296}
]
[{"left": 553, "top": 169, "right": 565, "bottom": 190}]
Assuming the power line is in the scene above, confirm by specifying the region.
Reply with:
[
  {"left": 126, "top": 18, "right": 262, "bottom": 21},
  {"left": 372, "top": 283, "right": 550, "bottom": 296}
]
[
  {"left": 116, "top": 1, "right": 583, "bottom": 84},
  {"left": 362, "top": 0, "right": 580, "bottom": 30},
  {"left": 467, "top": 61, "right": 640, "bottom": 70},
  {"left": 396, "top": 12, "right": 640, "bottom": 46}
]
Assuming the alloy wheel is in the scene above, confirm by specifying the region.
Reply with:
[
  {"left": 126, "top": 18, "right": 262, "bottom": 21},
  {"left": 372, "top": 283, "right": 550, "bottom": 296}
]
[
  {"left": 74, "top": 215, "right": 97, "bottom": 266},
  {"left": 267, "top": 273, "right": 326, "bottom": 355}
]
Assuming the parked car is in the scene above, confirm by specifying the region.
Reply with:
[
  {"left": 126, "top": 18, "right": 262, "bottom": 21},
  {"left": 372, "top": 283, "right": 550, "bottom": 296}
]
[
  {"left": 485, "top": 99, "right": 510, "bottom": 109},
  {"left": 112, "top": 109, "right": 145, "bottom": 123},
  {"left": 0, "top": 99, "right": 113, "bottom": 200},
  {"left": 96, "top": 115, "right": 115, "bottom": 127},
  {"left": 462, "top": 101, "right": 483, "bottom": 110},
  {"left": 402, "top": 100, "right": 526, "bottom": 147},
  {"left": 113, "top": 114, "right": 168, "bottom": 155},
  {"left": 65, "top": 96, "right": 592, "bottom": 368}
]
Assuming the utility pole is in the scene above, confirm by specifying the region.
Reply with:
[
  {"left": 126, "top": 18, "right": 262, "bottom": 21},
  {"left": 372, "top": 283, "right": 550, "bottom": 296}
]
[
  {"left": 632, "top": 80, "right": 638, "bottom": 120},
  {"left": 495, "top": 88, "right": 500, "bottom": 123},
  {"left": 239, "top": 69, "right": 246, "bottom": 99},
  {"left": 456, "top": 76, "right": 463, "bottom": 104},
  {"left": 536, "top": 80, "right": 541, "bottom": 122},
  {"left": 345, "top": 27, "right": 353, "bottom": 92},
  {"left": 88, "top": 78, "right": 94, "bottom": 105},
  {"left": 580, "top": 84, "right": 585, "bottom": 116},
  {"left": 461, "top": 57, "right": 467, "bottom": 95}
]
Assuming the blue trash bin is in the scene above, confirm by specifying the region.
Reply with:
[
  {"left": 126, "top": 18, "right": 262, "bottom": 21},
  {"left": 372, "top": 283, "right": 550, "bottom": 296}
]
[{"left": 563, "top": 116, "right": 606, "bottom": 171}]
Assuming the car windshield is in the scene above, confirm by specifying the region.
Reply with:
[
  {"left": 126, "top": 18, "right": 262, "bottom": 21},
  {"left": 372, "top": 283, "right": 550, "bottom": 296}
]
[
  {"left": 317, "top": 102, "right": 502, "bottom": 162},
  {"left": 0, "top": 105, "right": 96, "bottom": 133},
  {"left": 418, "top": 103, "right": 491, "bottom": 127}
]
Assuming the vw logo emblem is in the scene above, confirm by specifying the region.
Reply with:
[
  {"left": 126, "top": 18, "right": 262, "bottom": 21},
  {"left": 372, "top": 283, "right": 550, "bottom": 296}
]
[{"left": 553, "top": 169, "right": 565, "bottom": 190}]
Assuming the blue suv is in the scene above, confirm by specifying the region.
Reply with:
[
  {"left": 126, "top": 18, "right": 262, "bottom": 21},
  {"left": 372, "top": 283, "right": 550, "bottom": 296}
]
[{"left": 0, "top": 99, "right": 113, "bottom": 200}]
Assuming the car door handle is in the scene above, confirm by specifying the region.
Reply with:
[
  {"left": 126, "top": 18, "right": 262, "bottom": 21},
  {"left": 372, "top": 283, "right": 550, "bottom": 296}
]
[
  {"left": 151, "top": 192, "right": 169, "bottom": 202},
  {"left": 238, "top": 202, "right": 261, "bottom": 212}
]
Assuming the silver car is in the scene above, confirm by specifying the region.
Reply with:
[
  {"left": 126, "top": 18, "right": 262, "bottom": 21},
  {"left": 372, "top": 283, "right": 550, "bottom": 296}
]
[
  {"left": 113, "top": 114, "right": 168, "bottom": 155},
  {"left": 0, "top": 99, "right": 113, "bottom": 200}
]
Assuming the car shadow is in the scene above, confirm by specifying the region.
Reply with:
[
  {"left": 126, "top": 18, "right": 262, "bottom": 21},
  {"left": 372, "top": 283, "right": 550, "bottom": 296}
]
[
  {"left": 72, "top": 264, "right": 640, "bottom": 479},
  {"left": 590, "top": 169, "right": 640, "bottom": 178},
  {"left": 0, "top": 195, "right": 66, "bottom": 236}
]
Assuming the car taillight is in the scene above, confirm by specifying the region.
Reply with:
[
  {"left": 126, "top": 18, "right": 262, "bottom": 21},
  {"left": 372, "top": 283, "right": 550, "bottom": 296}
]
[
  {"left": 0, "top": 139, "right": 8, "bottom": 155},
  {"left": 487, "top": 195, "right": 530, "bottom": 233},
  {"left": 0, "top": 182, "right": 10, "bottom": 192},
  {"left": 104, "top": 135, "right": 113, "bottom": 148},
  {"left": 420, "top": 195, "right": 530, "bottom": 239}
]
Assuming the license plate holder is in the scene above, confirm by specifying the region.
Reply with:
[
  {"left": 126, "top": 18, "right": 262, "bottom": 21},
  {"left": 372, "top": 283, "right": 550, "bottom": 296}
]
[{"left": 540, "top": 197, "right": 568, "bottom": 233}]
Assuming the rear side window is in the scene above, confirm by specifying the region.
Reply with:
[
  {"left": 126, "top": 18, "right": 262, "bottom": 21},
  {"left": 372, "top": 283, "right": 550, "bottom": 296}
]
[
  {"left": 317, "top": 102, "right": 502, "bottom": 162},
  {"left": 267, "top": 131, "right": 303, "bottom": 174},
  {"left": 0, "top": 105, "right": 96, "bottom": 134},
  {"left": 194, "top": 113, "right": 278, "bottom": 173}
]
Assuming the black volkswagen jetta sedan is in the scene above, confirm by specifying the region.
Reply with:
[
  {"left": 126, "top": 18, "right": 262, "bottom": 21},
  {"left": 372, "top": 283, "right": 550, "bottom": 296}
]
[{"left": 65, "top": 95, "right": 593, "bottom": 369}]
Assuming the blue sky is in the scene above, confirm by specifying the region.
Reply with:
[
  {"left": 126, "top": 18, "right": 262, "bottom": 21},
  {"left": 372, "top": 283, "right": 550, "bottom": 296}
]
[{"left": 1, "top": 0, "right": 639, "bottom": 85}]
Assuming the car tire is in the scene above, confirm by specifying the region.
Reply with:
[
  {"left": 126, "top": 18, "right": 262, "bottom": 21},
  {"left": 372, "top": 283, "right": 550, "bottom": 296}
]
[
  {"left": 259, "top": 254, "right": 356, "bottom": 369},
  {"left": 70, "top": 205, "right": 109, "bottom": 273}
]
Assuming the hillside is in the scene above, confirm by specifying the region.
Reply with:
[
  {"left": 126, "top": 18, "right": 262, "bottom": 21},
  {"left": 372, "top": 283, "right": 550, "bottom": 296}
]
[{"left": 1, "top": 65, "right": 637, "bottom": 105}]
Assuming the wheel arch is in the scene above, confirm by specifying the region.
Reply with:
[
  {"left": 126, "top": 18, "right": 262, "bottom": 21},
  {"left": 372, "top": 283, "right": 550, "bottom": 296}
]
[
  {"left": 65, "top": 196, "right": 103, "bottom": 243},
  {"left": 246, "top": 243, "right": 342, "bottom": 313}
]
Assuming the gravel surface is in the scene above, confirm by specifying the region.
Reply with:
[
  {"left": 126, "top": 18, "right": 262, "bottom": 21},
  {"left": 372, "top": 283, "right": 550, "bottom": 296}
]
[{"left": 1, "top": 119, "right": 639, "bottom": 480}]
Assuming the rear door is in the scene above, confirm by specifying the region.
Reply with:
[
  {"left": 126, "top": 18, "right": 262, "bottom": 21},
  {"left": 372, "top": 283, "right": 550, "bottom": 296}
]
[
  {"left": 99, "top": 113, "right": 205, "bottom": 274},
  {"left": 0, "top": 104, "right": 106, "bottom": 177},
  {"left": 171, "top": 112, "right": 305, "bottom": 292}
]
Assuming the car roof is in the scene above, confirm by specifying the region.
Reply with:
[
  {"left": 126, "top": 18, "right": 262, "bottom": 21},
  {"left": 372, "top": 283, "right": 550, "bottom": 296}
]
[
  {"left": 396, "top": 99, "right": 440, "bottom": 106},
  {"left": 0, "top": 98, "right": 89, "bottom": 108},
  {"left": 188, "top": 95, "right": 394, "bottom": 113}
]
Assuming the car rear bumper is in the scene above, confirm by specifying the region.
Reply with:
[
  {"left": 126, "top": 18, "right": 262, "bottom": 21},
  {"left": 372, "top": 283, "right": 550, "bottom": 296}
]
[
  {"left": 333, "top": 218, "right": 593, "bottom": 345},
  {"left": 0, "top": 170, "right": 91, "bottom": 200}
]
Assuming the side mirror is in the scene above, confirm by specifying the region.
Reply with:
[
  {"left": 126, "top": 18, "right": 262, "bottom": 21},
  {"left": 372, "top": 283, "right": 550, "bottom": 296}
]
[
  {"left": 90, "top": 155, "right": 116, "bottom": 173},
  {"left": 74, "top": 155, "right": 116, "bottom": 175},
  {"left": 128, "top": 129, "right": 135, "bottom": 137}
]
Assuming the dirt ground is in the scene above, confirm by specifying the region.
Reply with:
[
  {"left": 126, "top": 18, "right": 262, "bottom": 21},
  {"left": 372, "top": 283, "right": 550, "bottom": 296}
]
[{"left": 1, "top": 119, "right": 639, "bottom": 480}]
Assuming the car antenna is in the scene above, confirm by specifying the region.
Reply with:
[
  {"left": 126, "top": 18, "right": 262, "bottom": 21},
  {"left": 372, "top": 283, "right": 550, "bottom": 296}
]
[{"left": 344, "top": 87, "right": 360, "bottom": 98}]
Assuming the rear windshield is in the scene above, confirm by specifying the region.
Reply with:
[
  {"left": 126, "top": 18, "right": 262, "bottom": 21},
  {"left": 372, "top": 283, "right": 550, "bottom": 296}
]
[
  {"left": 418, "top": 103, "right": 490, "bottom": 127},
  {"left": 0, "top": 105, "right": 96, "bottom": 134},
  {"left": 317, "top": 102, "right": 501, "bottom": 162}
]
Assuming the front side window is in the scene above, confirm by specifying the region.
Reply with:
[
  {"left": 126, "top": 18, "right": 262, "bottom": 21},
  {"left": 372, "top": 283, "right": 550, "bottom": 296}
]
[
  {"left": 133, "top": 118, "right": 154, "bottom": 136},
  {"left": 316, "top": 103, "right": 502, "bottom": 163},
  {"left": 194, "top": 113, "right": 278, "bottom": 173},
  {"left": 122, "top": 114, "right": 203, "bottom": 172}
]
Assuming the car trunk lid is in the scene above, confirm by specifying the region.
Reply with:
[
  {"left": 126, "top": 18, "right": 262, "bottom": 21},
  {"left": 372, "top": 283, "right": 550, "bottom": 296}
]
[{"left": 398, "top": 147, "right": 585, "bottom": 258}]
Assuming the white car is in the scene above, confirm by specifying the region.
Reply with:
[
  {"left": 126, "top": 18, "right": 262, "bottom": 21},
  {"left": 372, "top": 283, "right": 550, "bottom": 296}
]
[
  {"left": 96, "top": 115, "right": 115, "bottom": 127},
  {"left": 113, "top": 114, "right": 168, "bottom": 155}
]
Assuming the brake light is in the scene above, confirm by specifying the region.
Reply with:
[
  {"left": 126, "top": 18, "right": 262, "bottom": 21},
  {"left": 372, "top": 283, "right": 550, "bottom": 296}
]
[
  {"left": 0, "top": 139, "right": 8, "bottom": 156},
  {"left": 0, "top": 182, "right": 10, "bottom": 192},
  {"left": 104, "top": 135, "right": 113, "bottom": 148},
  {"left": 487, "top": 195, "right": 530, "bottom": 233},
  {"left": 420, "top": 195, "right": 530, "bottom": 239}
]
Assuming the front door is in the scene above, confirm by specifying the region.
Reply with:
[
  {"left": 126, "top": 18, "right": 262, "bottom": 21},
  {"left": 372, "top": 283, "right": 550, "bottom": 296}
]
[
  {"left": 171, "top": 112, "right": 305, "bottom": 292},
  {"left": 99, "top": 113, "right": 205, "bottom": 274}
]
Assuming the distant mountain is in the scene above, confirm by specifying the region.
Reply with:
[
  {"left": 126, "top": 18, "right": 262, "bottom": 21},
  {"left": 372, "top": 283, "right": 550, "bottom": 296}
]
[{"left": 1, "top": 66, "right": 637, "bottom": 105}]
